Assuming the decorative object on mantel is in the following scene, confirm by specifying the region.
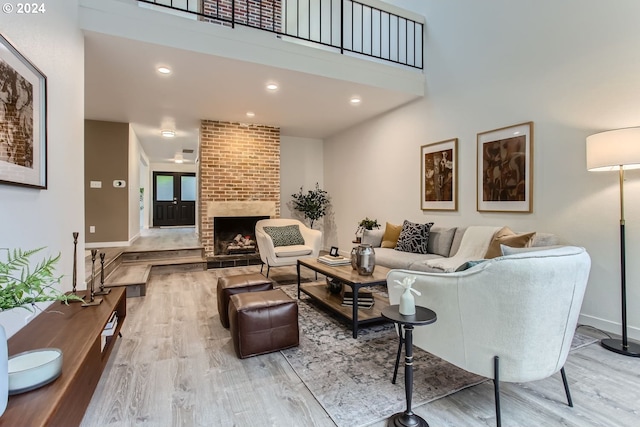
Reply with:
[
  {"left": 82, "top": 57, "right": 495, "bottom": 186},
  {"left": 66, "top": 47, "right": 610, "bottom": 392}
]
[
  {"left": 393, "top": 275, "right": 420, "bottom": 316},
  {"left": 94, "top": 252, "right": 110, "bottom": 296},
  {"left": 587, "top": 126, "right": 640, "bottom": 357},
  {"left": 290, "top": 182, "right": 330, "bottom": 229},
  {"left": 8, "top": 348, "right": 62, "bottom": 395},
  {"left": 81, "top": 249, "right": 103, "bottom": 307},
  {"left": 0, "top": 247, "right": 83, "bottom": 416},
  {"left": 355, "top": 244, "right": 376, "bottom": 276},
  {"left": 355, "top": 217, "right": 380, "bottom": 243},
  {"left": 67, "top": 232, "right": 85, "bottom": 301}
]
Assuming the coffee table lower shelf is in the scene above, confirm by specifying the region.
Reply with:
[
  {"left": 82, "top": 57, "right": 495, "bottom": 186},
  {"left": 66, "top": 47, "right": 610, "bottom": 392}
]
[{"left": 299, "top": 283, "right": 390, "bottom": 335}]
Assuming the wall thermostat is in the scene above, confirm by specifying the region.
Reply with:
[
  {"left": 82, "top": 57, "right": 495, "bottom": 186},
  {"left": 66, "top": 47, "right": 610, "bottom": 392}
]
[{"left": 113, "top": 180, "right": 126, "bottom": 188}]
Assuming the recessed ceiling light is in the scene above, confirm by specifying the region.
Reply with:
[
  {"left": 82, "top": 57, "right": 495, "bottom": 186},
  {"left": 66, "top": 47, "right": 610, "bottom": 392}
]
[
  {"left": 246, "top": 111, "right": 256, "bottom": 117},
  {"left": 161, "top": 130, "right": 175, "bottom": 138},
  {"left": 157, "top": 66, "right": 172, "bottom": 75},
  {"left": 350, "top": 97, "right": 362, "bottom": 105},
  {"left": 266, "top": 83, "right": 279, "bottom": 91}
]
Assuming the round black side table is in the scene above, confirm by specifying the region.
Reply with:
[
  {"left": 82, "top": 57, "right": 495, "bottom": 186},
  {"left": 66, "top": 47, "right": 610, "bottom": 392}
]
[{"left": 382, "top": 305, "right": 437, "bottom": 427}]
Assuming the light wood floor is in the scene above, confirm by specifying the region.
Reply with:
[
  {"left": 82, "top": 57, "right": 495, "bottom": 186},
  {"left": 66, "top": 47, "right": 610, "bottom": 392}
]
[{"left": 80, "top": 230, "right": 640, "bottom": 427}]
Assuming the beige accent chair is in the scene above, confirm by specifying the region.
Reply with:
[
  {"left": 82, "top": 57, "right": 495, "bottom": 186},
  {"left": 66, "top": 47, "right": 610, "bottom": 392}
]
[
  {"left": 387, "top": 246, "right": 591, "bottom": 427},
  {"left": 255, "top": 218, "right": 322, "bottom": 277}
]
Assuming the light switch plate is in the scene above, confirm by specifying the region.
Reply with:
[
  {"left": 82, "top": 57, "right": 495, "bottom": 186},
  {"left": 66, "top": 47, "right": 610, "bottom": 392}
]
[{"left": 90, "top": 181, "right": 102, "bottom": 188}]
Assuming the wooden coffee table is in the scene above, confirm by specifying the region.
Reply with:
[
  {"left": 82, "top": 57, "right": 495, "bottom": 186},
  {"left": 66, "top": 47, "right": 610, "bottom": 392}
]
[{"left": 297, "top": 258, "right": 391, "bottom": 338}]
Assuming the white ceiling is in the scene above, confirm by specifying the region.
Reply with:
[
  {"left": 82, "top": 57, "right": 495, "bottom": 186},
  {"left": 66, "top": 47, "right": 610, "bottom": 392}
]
[{"left": 84, "top": 31, "right": 422, "bottom": 164}]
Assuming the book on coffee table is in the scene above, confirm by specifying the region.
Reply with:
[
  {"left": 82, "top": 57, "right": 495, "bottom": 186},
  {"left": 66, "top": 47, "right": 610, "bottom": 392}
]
[
  {"left": 318, "top": 255, "right": 351, "bottom": 266},
  {"left": 341, "top": 298, "right": 375, "bottom": 309}
]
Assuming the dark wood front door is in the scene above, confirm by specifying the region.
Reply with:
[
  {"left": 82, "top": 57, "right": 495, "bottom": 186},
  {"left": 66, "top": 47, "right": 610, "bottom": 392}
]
[{"left": 152, "top": 172, "right": 196, "bottom": 226}]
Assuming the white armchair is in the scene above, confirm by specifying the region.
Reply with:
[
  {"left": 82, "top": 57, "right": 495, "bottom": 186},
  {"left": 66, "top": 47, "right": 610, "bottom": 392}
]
[
  {"left": 387, "top": 246, "right": 591, "bottom": 427},
  {"left": 255, "top": 218, "right": 322, "bottom": 277}
]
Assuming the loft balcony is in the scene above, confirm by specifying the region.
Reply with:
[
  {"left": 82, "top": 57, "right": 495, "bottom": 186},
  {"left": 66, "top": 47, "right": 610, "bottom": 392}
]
[{"left": 137, "top": 0, "right": 423, "bottom": 70}]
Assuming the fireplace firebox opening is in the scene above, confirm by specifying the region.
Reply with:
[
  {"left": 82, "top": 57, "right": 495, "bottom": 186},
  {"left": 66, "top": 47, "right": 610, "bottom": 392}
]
[{"left": 213, "top": 216, "right": 269, "bottom": 255}]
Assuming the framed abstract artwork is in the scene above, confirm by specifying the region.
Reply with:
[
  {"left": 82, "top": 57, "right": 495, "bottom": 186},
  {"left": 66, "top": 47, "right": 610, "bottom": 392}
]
[
  {"left": 421, "top": 138, "right": 457, "bottom": 211},
  {"left": 0, "top": 34, "right": 47, "bottom": 189},
  {"left": 477, "top": 122, "right": 533, "bottom": 213}
]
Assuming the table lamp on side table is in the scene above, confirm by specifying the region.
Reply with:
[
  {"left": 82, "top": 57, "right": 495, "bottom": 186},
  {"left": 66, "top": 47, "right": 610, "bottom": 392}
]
[{"left": 586, "top": 126, "right": 640, "bottom": 357}]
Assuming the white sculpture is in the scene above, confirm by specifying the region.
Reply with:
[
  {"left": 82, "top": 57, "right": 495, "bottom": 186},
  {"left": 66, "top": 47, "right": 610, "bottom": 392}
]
[{"left": 394, "top": 275, "right": 421, "bottom": 315}]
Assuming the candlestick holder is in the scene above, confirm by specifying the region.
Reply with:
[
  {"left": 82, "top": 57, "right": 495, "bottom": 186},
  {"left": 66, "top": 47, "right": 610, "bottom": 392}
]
[
  {"left": 82, "top": 249, "right": 103, "bottom": 307},
  {"left": 94, "top": 252, "right": 111, "bottom": 295},
  {"left": 66, "top": 231, "right": 85, "bottom": 302}
]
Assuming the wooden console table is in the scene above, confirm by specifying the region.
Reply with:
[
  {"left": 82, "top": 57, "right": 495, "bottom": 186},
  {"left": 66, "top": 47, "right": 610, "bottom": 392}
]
[{"left": 0, "top": 288, "right": 126, "bottom": 427}]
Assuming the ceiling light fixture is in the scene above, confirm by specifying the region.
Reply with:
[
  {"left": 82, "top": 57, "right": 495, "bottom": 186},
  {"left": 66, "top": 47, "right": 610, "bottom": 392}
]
[
  {"left": 246, "top": 111, "right": 256, "bottom": 117},
  {"left": 157, "top": 66, "right": 172, "bottom": 75},
  {"left": 266, "top": 83, "right": 279, "bottom": 91},
  {"left": 161, "top": 130, "right": 175, "bottom": 138},
  {"left": 350, "top": 97, "right": 362, "bottom": 105}
]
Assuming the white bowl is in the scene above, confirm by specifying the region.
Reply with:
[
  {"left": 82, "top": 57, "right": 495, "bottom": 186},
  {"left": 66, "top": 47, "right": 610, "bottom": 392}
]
[{"left": 8, "top": 348, "right": 63, "bottom": 395}]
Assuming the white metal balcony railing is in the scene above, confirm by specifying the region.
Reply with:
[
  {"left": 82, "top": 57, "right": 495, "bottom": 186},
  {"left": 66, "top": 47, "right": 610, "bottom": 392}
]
[{"left": 138, "top": 0, "right": 424, "bottom": 69}]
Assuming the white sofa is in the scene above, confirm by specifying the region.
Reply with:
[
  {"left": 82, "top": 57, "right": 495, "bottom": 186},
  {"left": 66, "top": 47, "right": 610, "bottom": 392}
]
[
  {"left": 387, "top": 245, "right": 591, "bottom": 425},
  {"left": 363, "top": 225, "right": 560, "bottom": 273},
  {"left": 255, "top": 218, "right": 322, "bottom": 277}
]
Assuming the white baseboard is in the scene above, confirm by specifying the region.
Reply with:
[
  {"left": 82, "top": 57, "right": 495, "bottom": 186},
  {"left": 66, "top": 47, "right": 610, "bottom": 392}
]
[
  {"left": 85, "top": 241, "right": 131, "bottom": 248},
  {"left": 578, "top": 313, "right": 640, "bottom": 341}
]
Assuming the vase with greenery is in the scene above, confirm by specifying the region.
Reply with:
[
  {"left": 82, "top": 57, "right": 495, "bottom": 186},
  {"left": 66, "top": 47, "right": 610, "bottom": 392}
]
[
  {"left": 355, "top": 217, "right": 380, "bottom": 242},
  {"left": 291, "top": 183, "right": 330, "bottom": 229},
  {"left": 0, "top": 247, "right": 82, "bottom": 415}
]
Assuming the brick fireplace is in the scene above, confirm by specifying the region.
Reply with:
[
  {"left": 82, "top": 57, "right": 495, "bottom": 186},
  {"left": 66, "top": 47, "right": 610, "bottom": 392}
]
[{"left": 199, "top": 120, "right": 280, "bottom": 257}]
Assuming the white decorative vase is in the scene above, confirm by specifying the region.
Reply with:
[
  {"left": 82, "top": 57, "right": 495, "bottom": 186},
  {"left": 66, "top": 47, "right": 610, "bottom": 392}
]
[
  {"left": 399, "top": 287, "right": 416, "bottom": 316},
  {"left": 0, "top": 324, "right": 8, "bottom": 417}
]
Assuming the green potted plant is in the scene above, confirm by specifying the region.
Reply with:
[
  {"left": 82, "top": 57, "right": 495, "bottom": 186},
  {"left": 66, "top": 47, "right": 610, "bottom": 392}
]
[
  {"left": 355, "top": 217, "right": 380, "bottom": 242},
  {"left": 0, "top": 247, "right": 82, "bottom": 416},
  {"left": 291, "top": 183, "right": 330, "bottom": 229},
  {"left": 0, "top": 248, "right": 83, "bottom": 311}
]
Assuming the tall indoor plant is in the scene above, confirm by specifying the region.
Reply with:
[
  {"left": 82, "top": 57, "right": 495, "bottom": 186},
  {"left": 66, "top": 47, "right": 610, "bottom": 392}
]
[
  {"left": 0, "top": 247, "right": 82, "bottom": 416},
  {"left": 291, "top": 183, "right": 330, "bottom": 228}
]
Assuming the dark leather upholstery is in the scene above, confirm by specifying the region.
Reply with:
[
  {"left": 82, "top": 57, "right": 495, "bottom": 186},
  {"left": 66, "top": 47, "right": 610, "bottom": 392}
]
[
  {"left": 217, "top": 273, "right": 275, "bottom": 328},
  {"left": 228, "top": 289, "right": 299, "bottom": 359}
]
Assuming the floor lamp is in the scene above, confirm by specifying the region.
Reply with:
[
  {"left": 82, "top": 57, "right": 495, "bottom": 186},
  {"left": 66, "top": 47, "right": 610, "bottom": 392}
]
[{"left": 587, "top": 127, "right": 640, "bottom": 357}]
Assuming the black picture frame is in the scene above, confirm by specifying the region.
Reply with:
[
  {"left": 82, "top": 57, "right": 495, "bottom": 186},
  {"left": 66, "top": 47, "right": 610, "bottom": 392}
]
[
  {"left": 329, "top": 246, "right": 339, "bottom": 257},
  {"left": 0, "top": 33, "right": 47, "bottom": 189}
]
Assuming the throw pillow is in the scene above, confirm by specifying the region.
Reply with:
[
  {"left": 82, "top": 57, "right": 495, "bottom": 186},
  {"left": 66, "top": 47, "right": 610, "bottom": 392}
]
[
  {"left": 427, "top": 227, "right": 457, "bottom": 257},
  {"left": 500, "top": 244, "right": 563, "bottom": 256},
  {"left": 484, "top": 226, "right": 536, "bottom": 259},
  {"left": 395, "top": 220, "right": 433, "bottom": 254},
  {"left": 381, "top": 222, "right": 402, "bottom": 248},
  {"left": 263, "top": 225, "right": 305, "bottom": 247}
]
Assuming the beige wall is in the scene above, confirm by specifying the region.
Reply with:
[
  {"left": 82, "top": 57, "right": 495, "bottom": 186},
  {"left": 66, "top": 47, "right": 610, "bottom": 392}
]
[
  {"left": 326, "top": 0, "right": 640, "bottom": 340},
  {"left": 0, "top": 1, "right": 84, "bottom": 338},
  {"left": 85, "top": 120, "right": 129, "bottom": 245}
]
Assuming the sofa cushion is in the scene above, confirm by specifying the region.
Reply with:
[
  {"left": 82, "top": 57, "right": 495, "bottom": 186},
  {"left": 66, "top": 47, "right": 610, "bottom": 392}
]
[
  {"left": 274, "top": 245, "right": 312, "bottom": 257},
  {"left": 381, "top": 222, "right": 402, "bottom": 248},
  {"left": 263, "top": 225, "right": 305, "bottom": 247},
  {"left": 374, "top": 248, "right": 442, "bottom": 270},
  {"left": 428, "top": 227, "right": 457, "bottom": 257},
  {"left": 395, "top": 220, "right": 434, "bottom": 254},
  {"left": 484, "top": 226, "right": 535, "bottom": 259}
]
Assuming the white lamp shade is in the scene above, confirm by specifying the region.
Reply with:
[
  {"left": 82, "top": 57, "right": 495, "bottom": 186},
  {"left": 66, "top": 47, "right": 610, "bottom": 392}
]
[{"left": 586, "top": 127, "right": 640, "bottom": 171}]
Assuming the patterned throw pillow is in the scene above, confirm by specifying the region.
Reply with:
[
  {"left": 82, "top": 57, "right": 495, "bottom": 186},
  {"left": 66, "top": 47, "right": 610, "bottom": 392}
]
[
  {"left": 395, "top": 220, "right": 433, "bottom": 254},
  {"left": 263, "top": 225, "right": 305, "bottom": 247}
]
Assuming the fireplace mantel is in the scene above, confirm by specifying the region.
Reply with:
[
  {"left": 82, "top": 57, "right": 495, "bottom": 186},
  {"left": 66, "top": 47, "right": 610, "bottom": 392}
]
[{"left": 207, "top": 201, "right": 276, "bottom": 218}]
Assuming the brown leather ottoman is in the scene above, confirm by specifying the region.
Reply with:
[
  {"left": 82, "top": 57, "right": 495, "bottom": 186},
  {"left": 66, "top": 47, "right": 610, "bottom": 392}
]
[
  {"left": 217, "top": 273, "right": 275, "bottom": 328},
  {"left": 228, "top": 288, "right": 299, "bottom": 359}
]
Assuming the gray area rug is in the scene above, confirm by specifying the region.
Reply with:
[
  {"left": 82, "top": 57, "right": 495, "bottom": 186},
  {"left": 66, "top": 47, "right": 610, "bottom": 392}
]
[{"left": 278, "top": 281, "right": 597, "bottom": 427}]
